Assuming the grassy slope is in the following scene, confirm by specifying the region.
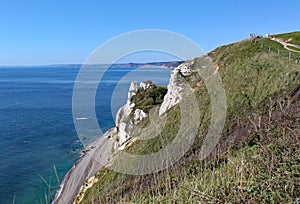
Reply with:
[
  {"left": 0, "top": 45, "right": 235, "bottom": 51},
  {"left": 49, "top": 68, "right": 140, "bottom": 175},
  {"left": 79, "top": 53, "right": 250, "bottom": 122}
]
[
  {"left": 253, "top": 31, "right": 300, "bottom": 60},
  {"left": 274, "top": 31, "right": 300, "bottom": 45},
  {"left": 254, "top": 38, "right": 300, "bottom": 59},
  {"left": 80, "top": 39, "right": 300, "bottom": 203}
]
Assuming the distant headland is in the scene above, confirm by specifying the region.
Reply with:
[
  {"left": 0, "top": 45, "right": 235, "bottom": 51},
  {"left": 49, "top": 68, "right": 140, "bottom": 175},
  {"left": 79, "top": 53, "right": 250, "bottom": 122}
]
[{"left": 0, "top": 61, "right": 184, "bottom": 69}]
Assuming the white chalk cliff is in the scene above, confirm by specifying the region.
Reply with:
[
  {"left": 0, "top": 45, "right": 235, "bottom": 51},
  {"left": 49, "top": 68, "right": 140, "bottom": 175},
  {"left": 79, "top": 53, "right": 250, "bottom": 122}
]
[
  {"left": 159, "top": 60, "right": 194, "bottom": 115},
  {"left": 114, "top": 81, "right": 149, "bottom": 150},
  {"left": 113, "top": 60, "right": 198, "bottom": 150}
]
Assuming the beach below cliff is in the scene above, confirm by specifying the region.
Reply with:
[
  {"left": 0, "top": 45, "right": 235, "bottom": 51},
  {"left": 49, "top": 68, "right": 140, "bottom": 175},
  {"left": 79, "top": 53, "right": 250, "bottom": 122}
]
[{"left": 53, "top": 128, "right": 115, "bottom": 204}]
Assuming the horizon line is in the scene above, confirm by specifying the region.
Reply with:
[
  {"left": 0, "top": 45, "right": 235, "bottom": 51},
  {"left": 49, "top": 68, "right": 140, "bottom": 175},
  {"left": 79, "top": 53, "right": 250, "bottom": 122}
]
[{"left": 0, "top": 60, "right": 185, "bottom": 67}]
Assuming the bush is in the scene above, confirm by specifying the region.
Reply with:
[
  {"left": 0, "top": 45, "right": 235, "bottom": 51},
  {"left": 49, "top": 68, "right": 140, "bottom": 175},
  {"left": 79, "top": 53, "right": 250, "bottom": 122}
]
[{"left": 131, "top": 84, "right": 167, "bottom": 113}]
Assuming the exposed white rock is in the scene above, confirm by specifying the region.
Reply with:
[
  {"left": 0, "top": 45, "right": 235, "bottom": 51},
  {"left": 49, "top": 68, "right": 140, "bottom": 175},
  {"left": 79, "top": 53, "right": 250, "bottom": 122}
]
[
  {"left": 133, "top": 109, "right": 148, "bottom": 124},
  {"left": 114, "top": 61, "right": 189, "bottom": 147},
  {"left": 113, "top": 57, "right": 214, "bottom": 149},
  {"left": 114, "top": 82, "right": 139, "bottom": 149},
  {"left": 116, "top": 82, "right": 137, "bottom": 126},
  {"left": 159, "top": 60, "right": 194, "bottom": 115},
  {"left": 128, "top": 82, "right": 138, "bottom": 103},
  {"left": 114, "top": 81, "right": 153, "bottom": 150},
  {"left": 114, "top": 60, "right": 205, "bottom": 148},
  {"left": 179, "top": 60, "right": 194, "bottom": 76},
  {"left": 140, "top": 81, "right": 153, "bottom": 90},
  {"left": 117, "top": 122, "right": 130, "bottom": 147}
]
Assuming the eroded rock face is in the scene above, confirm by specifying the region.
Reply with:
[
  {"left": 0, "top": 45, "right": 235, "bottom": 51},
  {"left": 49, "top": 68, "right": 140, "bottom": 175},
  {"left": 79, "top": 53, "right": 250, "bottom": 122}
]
[
  {"left": 179, "top": 60, "right": 194, "bottom": 76},
  {"left": 113, "top": 59, "right": 199, "bottom": 149},
  {"left": 114, "top": 82, "right": 137, "bottom": 149},
  {"left": 115, "top": 82, "right": 138, "bottom": 126},
  {"left": 159, "top": 60, "right": 194, "bottom": 115},
  {"left": 140, "top": 81, "right": 154, "bottom": 90},
  {"left": 114, "top": 81, "right": 152, "bottom": 150},
  {"left": 133, "top": 109, "right": 148, "bottom": 124}
]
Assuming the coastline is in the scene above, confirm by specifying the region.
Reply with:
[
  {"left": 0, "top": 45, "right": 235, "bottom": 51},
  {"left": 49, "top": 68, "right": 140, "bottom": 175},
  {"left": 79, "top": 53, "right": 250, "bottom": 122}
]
[{"left": 52, "top": 128, "right": 115, "bottom": 204}]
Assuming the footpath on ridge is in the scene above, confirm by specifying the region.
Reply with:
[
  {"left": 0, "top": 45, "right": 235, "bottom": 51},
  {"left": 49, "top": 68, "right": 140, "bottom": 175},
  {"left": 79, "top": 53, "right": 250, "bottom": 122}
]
[{"left": 269, "top": 37, "right": 300, "bottom": 53}]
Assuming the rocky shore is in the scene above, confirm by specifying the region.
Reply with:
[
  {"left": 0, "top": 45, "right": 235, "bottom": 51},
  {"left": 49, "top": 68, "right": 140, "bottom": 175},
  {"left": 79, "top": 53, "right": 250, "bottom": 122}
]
[{"left": 52, "top": 128, "right": 115, "bottom": 204}]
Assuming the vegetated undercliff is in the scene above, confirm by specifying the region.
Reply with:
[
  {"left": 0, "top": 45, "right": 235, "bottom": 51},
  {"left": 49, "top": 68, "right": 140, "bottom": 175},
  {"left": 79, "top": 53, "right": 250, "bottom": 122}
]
[
  {"left": 113, "top": 80, "right": 168, "bottom": 150},
  {"left": 79, "top": 34, "right": 300, "bottom": 203},
  {"left": 109, "top": 59, "right": 198, "bottom": 152}
]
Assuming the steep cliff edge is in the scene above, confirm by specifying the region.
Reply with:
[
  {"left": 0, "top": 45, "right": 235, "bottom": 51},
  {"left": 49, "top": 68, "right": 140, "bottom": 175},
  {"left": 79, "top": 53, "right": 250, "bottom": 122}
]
[
  {"left": 79, "top": 37, "right": 300, "bottom": 203},
  {"left": 114, "top": 82, "right": 139, "bottom": 149},
  {"left": 159, "top": 60, "right": 194, "bottom": 115},
  {"left": 114, "top": 81, "right": 151, "bottom": 150},
  {"left": 113, "top": 59, "right": 200, "bottom": 150}
]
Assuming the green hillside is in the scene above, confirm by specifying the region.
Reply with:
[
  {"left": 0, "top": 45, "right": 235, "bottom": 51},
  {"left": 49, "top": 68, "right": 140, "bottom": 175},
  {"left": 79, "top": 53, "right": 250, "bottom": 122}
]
[
  {"left": 274, "top": 31, "right": 300, "bottom": 45},
  {"left": 80, "top": 36, "right": 300, "bottom": 203},
  {"left": 253, "top": 31, "right": 300, "bottom": 60}
]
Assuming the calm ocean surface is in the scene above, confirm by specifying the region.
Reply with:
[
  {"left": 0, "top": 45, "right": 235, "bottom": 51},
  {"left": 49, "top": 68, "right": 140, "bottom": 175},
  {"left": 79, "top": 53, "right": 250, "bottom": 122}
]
[{"left": 0, "top": 66, "right": 171, "bottom": 204}]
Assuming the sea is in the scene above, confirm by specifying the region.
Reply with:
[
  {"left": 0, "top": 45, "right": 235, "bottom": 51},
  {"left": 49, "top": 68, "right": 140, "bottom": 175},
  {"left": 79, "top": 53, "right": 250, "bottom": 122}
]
[{"left": 0, "top": 66, "right": 171, "bottom": 204}]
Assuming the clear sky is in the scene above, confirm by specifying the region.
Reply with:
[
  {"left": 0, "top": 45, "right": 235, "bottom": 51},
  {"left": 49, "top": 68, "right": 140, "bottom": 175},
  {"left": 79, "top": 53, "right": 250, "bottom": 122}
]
[{"left": 1, "top": 0, "right": 300, "bottom": 65}]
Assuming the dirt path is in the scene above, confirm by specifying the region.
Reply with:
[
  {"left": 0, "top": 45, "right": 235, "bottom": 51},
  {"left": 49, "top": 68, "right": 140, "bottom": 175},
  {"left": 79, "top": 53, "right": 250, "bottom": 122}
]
[{"left": 270, "top": 37, "right": 300, "bottom": 53}]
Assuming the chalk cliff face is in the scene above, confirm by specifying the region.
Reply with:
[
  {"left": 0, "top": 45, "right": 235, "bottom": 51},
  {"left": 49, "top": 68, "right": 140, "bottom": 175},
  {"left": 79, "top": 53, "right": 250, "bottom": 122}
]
[
  {"left": 133, "top": 109, "right": 148, "bottom": 124},
  {"left": 115, "top": 81, "right": 138, "bottom": 129},
  {"left": 114, "top": 82, "right": 149, "bottom": 150},
  {"left": 159, "top": 60, "right": 195, "bottom": 115},
  {"left": 113, "top": 61, "right": 198, "bottom": 149}
]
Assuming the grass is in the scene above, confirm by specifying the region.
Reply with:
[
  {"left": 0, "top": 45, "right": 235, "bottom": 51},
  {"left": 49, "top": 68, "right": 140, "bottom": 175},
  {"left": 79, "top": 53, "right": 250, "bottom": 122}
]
[
  {"left": 253, "top": 38, "right": 300, "bottom": 59},
  {"left": 274, "top": 31, "right": 300, "bottom": 45},
  {"left": 80, "top": 39, "right": 300, "bottom": 203},
  {"left": 128, "top": 127, "right": 300, "bottom": 203},
  {"left": 38, "top": 165, "right": 61, "bottom": 204},
  {"left": 287, "top": 45, "right": 300, "bottom": 52}
]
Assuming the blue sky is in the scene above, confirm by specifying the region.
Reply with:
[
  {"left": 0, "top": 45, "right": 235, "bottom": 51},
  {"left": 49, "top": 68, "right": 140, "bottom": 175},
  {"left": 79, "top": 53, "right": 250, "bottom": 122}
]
[{"left": 1, "top": 0, "right": 299, "bottom": 65}]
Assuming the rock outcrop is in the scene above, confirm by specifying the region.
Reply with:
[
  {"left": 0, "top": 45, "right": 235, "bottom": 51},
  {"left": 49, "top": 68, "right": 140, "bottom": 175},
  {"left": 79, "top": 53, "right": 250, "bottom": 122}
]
[
  {"left": 114, "top": 82, "right": 137, "bottom": 149},
  {"left": 114, "top": 81, "right": 152, "bottom": 150},
  {"left": 113, "top": 59, "right": 201, "bottom": 149},
  {"left": 159, "top": 60, "right": 195, "bottom": 115},
  {"left": 133, "top": 109, "right": 148, "bottom": 124}
]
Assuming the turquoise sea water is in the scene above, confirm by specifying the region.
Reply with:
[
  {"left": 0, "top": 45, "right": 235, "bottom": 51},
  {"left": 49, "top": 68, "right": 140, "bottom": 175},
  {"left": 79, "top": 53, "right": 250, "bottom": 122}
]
[{"left": 0, "top": 66, "right": 171, "bottom": 204}]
